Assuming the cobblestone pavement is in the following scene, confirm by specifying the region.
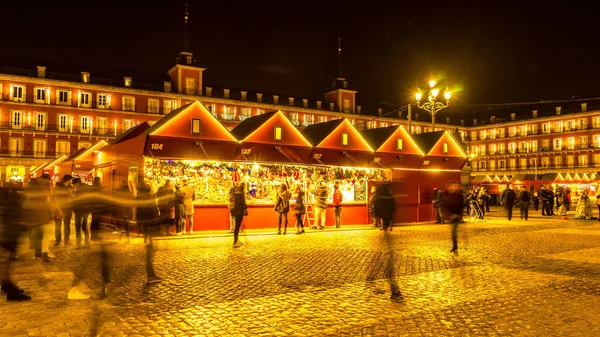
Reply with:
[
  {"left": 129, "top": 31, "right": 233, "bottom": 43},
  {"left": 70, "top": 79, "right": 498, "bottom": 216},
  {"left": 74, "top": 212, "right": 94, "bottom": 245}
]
[{"left": 4, "top": 207, "right": 600, "bottom": 336}]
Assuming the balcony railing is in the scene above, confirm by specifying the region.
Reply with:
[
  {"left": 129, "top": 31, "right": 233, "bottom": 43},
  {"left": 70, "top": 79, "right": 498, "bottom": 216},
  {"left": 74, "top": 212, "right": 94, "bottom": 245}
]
[
  {"left": 221, "top": 113, "right": 235, "bottom": 121},
  {"left": 0, "top": 122, "right": 121, "bottom": 135}
]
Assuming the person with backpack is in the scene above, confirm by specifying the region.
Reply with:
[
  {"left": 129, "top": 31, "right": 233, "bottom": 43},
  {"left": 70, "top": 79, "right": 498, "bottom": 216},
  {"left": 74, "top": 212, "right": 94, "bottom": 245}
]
[
  {"left": 501, "top": 184, "right": 517, "bottom": 220},
  {"left": 518, "top": 186, "right": 531, "bottom": 220}
]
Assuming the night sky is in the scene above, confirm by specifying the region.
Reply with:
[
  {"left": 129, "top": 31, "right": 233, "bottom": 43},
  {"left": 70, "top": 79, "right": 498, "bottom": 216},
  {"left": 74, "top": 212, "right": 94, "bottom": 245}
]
[{"left": 2, "top": 1, "right": 600, "bottom": 111}]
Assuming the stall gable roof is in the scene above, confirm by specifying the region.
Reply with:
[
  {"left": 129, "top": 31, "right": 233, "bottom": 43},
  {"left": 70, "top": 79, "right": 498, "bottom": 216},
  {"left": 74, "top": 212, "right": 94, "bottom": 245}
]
[
  {"left": 301, "top": 119, "right": 344, "bottom": 146},
  {"left": 412, "top": 131, "right": 445, "bottom": 154},
  {"left": 145, "top": 101, "right": 237, "bottom": 142},
  {"left": 72, "top": 140, "right": 109, "bottom": 162},
  {"left": 232, "top": 110, "right": 312, "bottom": 146},
  {"left": 45, "top": 155, "right": 68, "bottom": 169},
  {"left": 112, "top": 122, "right": 151, "bottom": 145},
  {"left": 413, "top": 131, "right": 467, "bottom": 157},
  {"left": 320, "top": 119, "right": 374, "bottom": 151},
  {"left": 364, "top": 125, "right": 425, "bottom": 155},
  {"left": 432, "top": 131, "right": 467, "bottom": 158}
]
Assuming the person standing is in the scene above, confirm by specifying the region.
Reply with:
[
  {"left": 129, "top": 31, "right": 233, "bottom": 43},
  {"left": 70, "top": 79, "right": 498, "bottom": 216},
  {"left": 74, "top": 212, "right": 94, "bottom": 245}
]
[
  {"left": 442, "top": 181, "right": 464, "bottom": 253},
  {"left": 501, "top": 184, "right": 516, "bottom": 220},
  {"left": 230, "top": 183, "right": 248, "bottom": 248},
  {"left": 332, "top": 183, "right": 343, "bottom": 228},
  {"left": 548, "top": 187, "right": 556, "bottom": 216},
  {"left": 156, "top": 179, "right": 174, "bottom": 236},
  {"left": 72, "top": 178, "right": 91, "bottom": 249},
  {"left": 294, "top": 186, "right": 306, "bottom": 234},
  {"left": 374, "top": 184, "right": 396, "bottom": 231},
  {"left": 53, "top": 174, "right": 73, "bottom": 247},
  {"left": 275, "top": 184, "right": 292, "bottom": 235},
  {"left": 311, "top": 181, "right": 328, "bottom": 230},
  {"left": 564, "top": 188, "right": 572, "bottom": 211},
  {"left": 227, "top": 183, "right": 236, "bottom": 233},
  {"left": 433, "top": 186, "right": 444, "bottom": 224},
  {"left": 518, "top": 186, "right": 530, "bottom": 220},
  {"left": 485, "top": 189, "right": 491, "bottom": 212},
  {"left": 369, "top": 186, "right": 379, "bottom": 228},
  {"left": 533, "top": 191, "right": 539, "bottom": 211},
  {"left": 596, "top": 195, "right": 600, "bottom": 221},
  {"left": 180, "top": 180, "right": 196, "bottom": 234},
  {"left": 173, "top": 183, "right": 185, "bottom": 236},
  {"left": 477, "top": 188, "right": 487, "bottom": 218}
]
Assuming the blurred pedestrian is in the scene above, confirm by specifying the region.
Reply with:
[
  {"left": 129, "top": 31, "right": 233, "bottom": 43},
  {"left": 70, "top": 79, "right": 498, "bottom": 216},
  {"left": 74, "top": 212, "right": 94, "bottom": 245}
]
[
  {"left": 180, "top": 179, "right": 196, "bottom": 234},
  {"left": 333, "top": 183, "right": 343, "bottom": 228},
  {"left": 24, "top": 174, "right": 54, "bottom": 263},
  {"left": 114, "top": 181, "right": 134, "bottom": 242},
  {"left": 72, "top": 178, "right": 91, "bottom": 249},
  {"left": 227, "top": 183, "right": 236, "bottom": 233},
  {"left": 53, "top": 174, "right": 73, "bottom": 247},
  {"left": 136, "top": 182, "right": 162, "bottom": 284},
  {"left": 157, "top": 179, "right": 174, "bottom": 236},
  {"left": 442, "top": 180, "right": 464, "bottom": 253},
  {"left": 477, "top": 187, "right": 487, "bottom": 217},
  {"left": 89, "top": 177, "right": 106, "bottom": 241},
  {"left": 501, "top": 184, "right": 516, "bottom": 220},
  {"left": 548, "top": 187, "right": 556, "bottom": 215},
  {"left": 518, "top": 186, "right": 530, "bottom": 220},
  {"left": 274, "top": 184, "right": 291, "bottom": 235},
  {"left": 294, "top": 186, "right": 306, "bottom": 234},
  {"left": 230, "top": 183, "right": 248, "bottom": 248},
  {"left": 0, "top": 185, "right": 30, "bottom": 301},
  {"left": 533, "top": 191, "right": 539, "bottom": 211},
  {"left": 374, "top": 184, "right": 396, "bottom": 231},
  {"left": 173, "top": 183, "right": 185, "bottom": 235},
  {"left": 432, "top": 186, "right": 443, "bottom": 224},
  {"left": 369, "top": 186, "right": 380, "bottom": 228},
  {"left": 311, "top": 181, "right": 328, "bottom": 230}
]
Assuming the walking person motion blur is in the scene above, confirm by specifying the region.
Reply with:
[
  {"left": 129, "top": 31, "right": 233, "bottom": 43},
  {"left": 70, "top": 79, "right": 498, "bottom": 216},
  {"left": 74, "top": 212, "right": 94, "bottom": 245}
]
[
  {"left": 518, "top": 186, "right": 530, "bottom": 220},
  {"left": 442, "top": 180, "right": 464, "bottom": 253},
  {"left": 136, "top": 182, "right": 162, "bottom": 284},
  {"left": 53, "top": 174, "right": 73, "bottom": 247},
  {"left": 114, "top": 182, "right": 134, "bottom": 242},
  {"left": 24, "top": 174, "right": 54, "bottom": 263},
  {"left": 311, "top": 181, "right": 329, "bottom": 230},
  {"left": 180, "top": 179, "right": 195, "bottom": 234},
  {"left": 369, "top": 186, "right": 380, "bottom": 228},
  {"left": 72, "top": 178, "right": 91, "bottom": 249},
  {"left": 173, "top": 183, "right": 185, "bottom": 235},
  {"left": 533, "top": 191, "right": 539, "bottom": 211},
  {"left": 157, "top": 179, "right": 175, "bottom": 236},
  {"left": 477, "top": 187, "right": 487, "bottom": 218},
  {"left": 89, "top": 177, "right": 105, "bottom": 241},
  {"left": 230, "top": 183, "right": 248, "bottom": 248},
  {"left": 227, "top": 183, "right": 237, "bottom": 233},
  {"left": 0, "top": 185, "right": 31, "bottom": 301},
  {"left": 294, "top": 186, "right": 306, "bottom": 234},
  {"left": 333, "top": 183, "right": 343, "bottom": 228},
  {"left": 432, "top": 186, "right": 444, "bottom": 224},
  {"left": 274, "top": 184, "right": 292, "bottom": 235},
  {"left": 501, "top": 184, "right": 516, "bottom": 221},
  {"left": 373, "top": 184, "right": 396, "bottom": 231}
]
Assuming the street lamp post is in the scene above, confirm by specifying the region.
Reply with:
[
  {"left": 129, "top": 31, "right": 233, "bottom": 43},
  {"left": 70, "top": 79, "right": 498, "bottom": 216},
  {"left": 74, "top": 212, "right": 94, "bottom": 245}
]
[{"left": 415, "top": 80, "right": 451, "bottom": 131}]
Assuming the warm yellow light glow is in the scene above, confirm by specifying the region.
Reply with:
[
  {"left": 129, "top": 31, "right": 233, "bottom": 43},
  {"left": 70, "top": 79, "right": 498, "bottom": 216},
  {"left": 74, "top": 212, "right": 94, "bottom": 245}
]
[
  {"left": 444, "top": 91, "right": 451, "bottom": 100},
  {"left": 27, "top": 113, "right": 31, "bottom": 125},
  {"left": 429, "top": 80, "right": 436, "bottom": 88},
  {"left": 431, "top": 88, "right": 439, "bottom": 98},
  {"left": 392, "top": 167, "right": 462, "bottom": 173},
  {"left": 415, "top": 91, "right": 422, "bottom": 102},
  {"left": 317, "top": 119, "right": 374, "bottom": 152},
  {"left": 73, "top": 140, "right": 108, "bottom": 161},
  {"left": 114, "top": 120, "right": 118, "bottom": 136},
  {"left": 239, "top": 110, "right": 312, "bottom": 147}
]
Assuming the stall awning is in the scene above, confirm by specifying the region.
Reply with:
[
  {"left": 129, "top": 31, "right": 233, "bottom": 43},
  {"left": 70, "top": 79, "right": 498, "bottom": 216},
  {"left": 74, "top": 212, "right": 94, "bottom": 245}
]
[
  {"left": 540, "top": 173, "right": 558, "bottom": 181},
  {"left": 510, "top": 174, "right": 528, "bottom": 181}
]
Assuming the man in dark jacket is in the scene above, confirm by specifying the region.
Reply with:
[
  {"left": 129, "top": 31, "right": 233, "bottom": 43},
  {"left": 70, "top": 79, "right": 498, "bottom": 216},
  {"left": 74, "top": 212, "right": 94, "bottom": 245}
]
[
  {"left": 433, "top": 187, "right": 444, "bottom": 224},
  {"left": 501, "top": 184, "right": 517, "bottom": 220},
  {"left": 518, "top": 186, "right": 530, "bottom": 220},
  {"left": 442, "top": 181, "right": 464, "bottom": 253},
  {"left": 374, "top": 184, "right": 396, "bottom": 231},
  {"left": 369, "top": 187, "right": 379, "bottom": 228},
  {"left": 53, "top": 174, "right": 73, "bottom": 246}
]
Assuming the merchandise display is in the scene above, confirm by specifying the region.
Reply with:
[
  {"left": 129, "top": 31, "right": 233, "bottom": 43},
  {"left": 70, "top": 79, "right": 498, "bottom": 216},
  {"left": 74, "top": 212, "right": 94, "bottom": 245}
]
[{"left": 144, "top": 158, "right": 392, "bottom": 205}]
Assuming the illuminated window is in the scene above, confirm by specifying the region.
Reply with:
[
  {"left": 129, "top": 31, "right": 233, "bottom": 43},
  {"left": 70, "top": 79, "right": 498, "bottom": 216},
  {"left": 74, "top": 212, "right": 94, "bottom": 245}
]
[
  {"left": 343, "top": 99, "right": 351, "bottom": 113},
  {"left": 274, "top": 126, "right": 282, "bottom": 140},
  {"left": 122, "top": 119, "right": 134, "bottom": 131},
  {"left": 56, "top": 141, "right": 70, "bottom": 157},
  {"left": 342, "top": 133, "right": 349, "bottom": 146},
  {"left": 35, "top": 112, "right": 46, "bottom": 131},
  {"left": 185, "top": 78, "right": 196, "bottom": 95},
  {"left": 80, "top": 116, "right": 92, "bottom": 134},
  {"left": 79, "top": 92, "right": 91, "bottom": 107},
  {"left": 58, "top": 114, "right": 69, "bottom": 132},
  {"left": 191, "top": 118, "right": 201, "bottom": 135},
  {"left": 98, "top": 94, "right": 110, "bottom": 109},
  {"left": 33, "top": 139, "right": 47, "bottom": 158},
  {"left": 443, "top": 142, "right": 449, "bottom": 154},
  {"left": 122, "top": 96, "right": 135, "bottom": 111},
  {"left": 35, "top": 88, "right": 47, "bottom": 104},
  {"left": 10, "top": 85, "right": 25, "bottom": 102},
  {"left": 57, "top": 90, "right": 71, "bottom": 105},
  {"left": 97, "top": 117, "right": 108, "bottom": 135},
  {"left": 397, "top": 138, "right": 403, "bottom": 151},
  {"left": 11, "top": 110, "right": 23, "bottom": 129},
  {"left": 148, "top": 99, "right": 159, "bottom": 113}
]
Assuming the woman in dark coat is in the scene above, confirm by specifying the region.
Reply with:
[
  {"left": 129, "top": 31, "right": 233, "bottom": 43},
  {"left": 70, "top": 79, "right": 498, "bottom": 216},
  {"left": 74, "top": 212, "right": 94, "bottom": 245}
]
[
  {"left": 294, "top": 187, "right": 306, "bottom": 234},
  {"left": 230, "top": 183, "right": 248, "bottom": 248},
  {"left": 373, "top": 184, "right": 396, "bottom": 231}
]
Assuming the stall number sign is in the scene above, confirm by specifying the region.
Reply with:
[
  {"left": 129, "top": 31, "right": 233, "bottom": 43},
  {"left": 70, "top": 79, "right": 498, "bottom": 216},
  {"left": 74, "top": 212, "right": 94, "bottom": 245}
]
[
  {"left": 313, "top": 153, "right": 323, "bottom": 160},
  {"left": 373, "top": 157, "right": 381, "bottom": 163},
  {"left": 75, "top": 164, "right": 81, "bottom": 169},
  {"left": 150, "top": 143, "right": 164, "bottom": 150},
  {"left": 241, "top": 149, "right": 252, "bottom": 155}
]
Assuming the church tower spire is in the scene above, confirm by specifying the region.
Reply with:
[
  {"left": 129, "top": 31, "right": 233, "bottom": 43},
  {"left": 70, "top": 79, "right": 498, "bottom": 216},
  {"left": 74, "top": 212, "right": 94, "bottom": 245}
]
[
  {"left": 332, "top": 36, "right": 348, "bottom": 89},
  {"left": 324, "top": 37, "right": 357, "bottom": 113},
  {"left": 177, "top": 0, "right": 194, "bottom": 65}
]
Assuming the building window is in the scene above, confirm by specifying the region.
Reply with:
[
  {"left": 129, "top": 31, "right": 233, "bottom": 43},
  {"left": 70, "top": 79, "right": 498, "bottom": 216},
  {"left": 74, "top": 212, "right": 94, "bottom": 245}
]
[
  {"left": 80, "top": 116, "right": 92, "bottom": 134},
  {"left": 274, "top": 126, "right": 282, "bottom": 141},
  {"left": 530, "top": 124, "right": 537, "bottom": 134},
  {"left": 256, "top": 109, "right": 264, "bottom": 115},
  {"left": 11, "top": 111, "right": 23, "bottom": 129},
  {"left": 509, "top": 158, "right": 516, "bottom": 169},
  {"left": 78, "top": 141, "right": 92, "bottom": 150},
  {"left": 57, "top": 90, "right": 71, "bottom": 105},
  {"left": 10, "top": 85, "right": 25, "bottom": 102},
  {"left": 97, "top": 94, "right": 110, "bottom": 109},
  {"left": 35, "top": 112, "right": 46, "bottom": 131},
  {"left": 479, "top": 145, "right": 486, "bottom": 156},
  {"left": 56, "top": 141, "right": 70, "bottom": 157},
  {"left": 480, "top": 161, "right": 486, "bottom": 170},
  {"left": 206, "top": 103, "right": 216, "bottom": 117},
  {"left": 191, "top": 118, "right": 201, "bottom": 135},
  {"left": 567, "top": 120, "right": 575, "bottom": 131},
  {"left": 530, "top": 140, "right": 538, "bottom": 152},
  {"left": 79, "top": 92, "right": 91, "bottom": 107},
  {"left": 499, "top": 160, "right": 506, "bottom": 169},
  {"left": 541, "top": 157, "right": 550, "bottom": 168},
  {"left": 479, "top": 130, "right": 486, "bottom": 140},
  {"left": 97, "top": 117, "right": 108, "bottom": 135},
  {"left": 488, "top": 144, "right": 496, "bottom": 154},
  {"left": 489, "top": 160, "right": 496, "bottom": 170},
  {"left": 519, "top": 125, "right": 527, "bottom": 136},
  {"left": 58, "top": 114, "right": 69, "bottom": 132},
  {"left": 397, "top": 138, "right": 403, "bottom": 151},
  {"left": 593, "top": 117, "right": 600, "bottom": 129},
  {"left": 567, "top": 155, "right": 575, "bottom": 168},
  {"left": 520, "top": 158, "right": 527, "bottom": 169},
  {"left": 553, "top": 121, "right": 562, "bottom": 133},
  {"left": 529, "top": 158, "right": 537, "bottom": 168},
  {"left": 240, "top": 108, "right": 251, "bottom": 121},
  {"left": 9, "top": 138, "right": 24, "bottom": 157},
  {"left": 470, "top": 131, "right": 477, "bottom": 141},
  {"left": 303, "top": 114, "right": 314, "bottom": 126},
  {"left": 164, "top": 100, "right": 177, "bottom": 114},
  {"left": 343, "top": 99, "right": 351, "bottom": 113},
  {"left": 594, "top": 154, "right": 600, "bottom": 165},
  {"left": 519, "top": 142, "right": 527, "bottom": 153},
  {"left": 443, "top": 142, "right": 449, "bottom": 154},
  {"left": 579, "top": 154, "right": 588, "bottom": 167},
  {"left": 553, "top": 139, "right": 562, "bottom": 151},
  {"left": 317, "top": 116, "right": 328, "bottom": 123},
  {"left": 580, "top": 135, "right": 588, "bottom": 149},
  {"left": 489, "top": 129, "right": 496, "bottom": 139},
  {"left": 580, "top": 118, "right": 588, "bottom": 130},
  {"left": 185, "top": 78, "right": 196, "bottom": 95},
  {"left": 497, "top": 128, "right": 505, "bottom": 138},
  {"left": 122, "top": 119, "right": 134, "bottom": 131},
  {"left": 554, "top": 156, "right": 562, "bottom": 168},
  {"left": 508, "top": 126, "right": 516, "bottom": 137},
  {"left": 222, "top": 106, "right": 234, "bottom": 120},
  {"left": 498, "top": 143, "right": 505, "bottom": 154},
  {"left": 35, "top": 87, "right": 48, "bottom": 104},
  {"left": 33, "top": 139, "right": 47, "bottom": 158},
  {"left": 509, "top": 143, "right": 516, "bottom": 154},
  {"left": 542, "top": 123, "right": 550, "bottom": 134},
  {"left": 566, "top": 137, "right": 575, "bottom": 150},
  {"left": 542, "top": 139, "right": 550, "bottom": 151},
  {"left": 289, "top": 112, "right": 299, "bottom": 126},
  {"left": 342, "top": 133, "right": 349, "bottom": 146},
  {"left": 122, "top": 96, "right": 135, "bottom": 111},
  {"left": 148, "top": 99, "right": 160, "bottom": 113}
]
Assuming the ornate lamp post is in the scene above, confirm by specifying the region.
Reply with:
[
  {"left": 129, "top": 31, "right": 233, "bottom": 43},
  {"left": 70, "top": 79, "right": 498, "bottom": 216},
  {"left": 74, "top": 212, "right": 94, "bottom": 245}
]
[{"left": 415, "top": 80, "right": 451, "bottom": 131}]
